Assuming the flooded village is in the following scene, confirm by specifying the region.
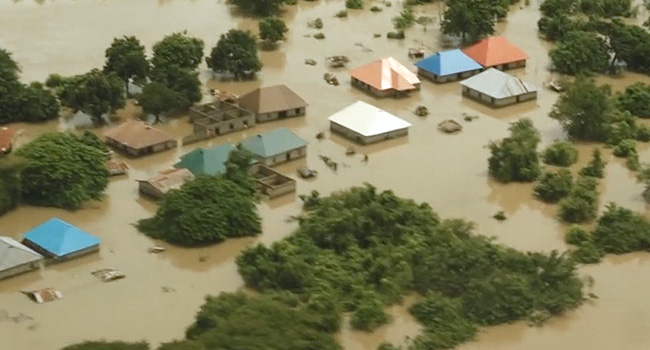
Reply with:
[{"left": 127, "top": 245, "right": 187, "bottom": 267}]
[{"left": 2, "top": 0, "right": 650, "bottom": 350}]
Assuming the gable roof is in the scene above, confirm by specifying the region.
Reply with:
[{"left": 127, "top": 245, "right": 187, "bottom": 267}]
[
  {"left": 415, "top": 49, "right": 483, "bottom": 76},
  {"left": 138, "top": 168, "right": 195, "bottom": 195},
  {"left": 237, "top": 85, "right": 308, "bottom": 114},
  {"left": 460, "top": 68, "right": 538, "bottom": 99},
  {"left": 349, "top": 57, "right": 420, "bottom": 91},
  {"left": 23, "top": 219, "right": 101, "bottom": 258},
  {"left": 0, "top": 236, "right": 43, "bottom": 272},
  {"left": 462, "top": 36, "right": 529, "bottom": 67},
  {"left": 241, "top": 128, "right": 308, "bottom": 158},
  {"left": 104, "top": 120, "right": 175, "bottom": 150},
  {"left": 174, "top": 144, "right": 236, "bottom": 176},
  {"left": 328, "top": 101, "right": 412, "bottom": 137},
  {"left": 0, "top": 127, "right": 16, "bottom": 153}
]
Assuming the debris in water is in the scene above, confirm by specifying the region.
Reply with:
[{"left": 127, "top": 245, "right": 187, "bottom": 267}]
[
  {"left": 373, "top": 33, "right": 381, "bottom": 38},
  {"left": 198, "top": 256, "right": 208, "bottom": 262},
  {"left": 346, "top": 147, "right": 356, "bottom": 155},
  {"left": 319, "top": 155, "right": 338, "bottom": 171},
  {"left": 92, "top": 268, "right": 126, "bottom": 282},
  {"left": 323, "top": 73, "right": 339, "bottom": 86},
  {"left": 304, "top": 59, "right": 317, "bottom": 66},
  {"left": 493, "top": 211, "right": 507, "bottom": 221},
  {"left": 463, "top": 113, "right": 479, "bottom": 122},
  {"left": 106, "top": 159, "right": 129, "bottom": 176},
  {"left": 545, "top": 80, "right": 563, "bottom": 92},
  {"left": 414, "top": 105, "right": 429, "bottom": 117},
  {"left": 161, "top": 286, "right": 176, "bottom": 293},
  {"left": 297, "top": 167, "right": 318, "bottom": 179},
  {"left": 148, "top": 246, "right": 166, "bottom": 254},
  {"left": 22, "top": 288, "right": 63, "bottom": 304},
  {"left": 408, "top": 47, "right": 425, "bottom": 58},
  {"left": 316, "top": 131, "right": 325, "bottom": 140},
  {"left": 326, "top": 55, "right": 349, "bottom": 68},
  {"left": 438, "top": 120, "right": 463, "bottom": 134},
  {"left": 363, "top": 154, "right": 369, "bottom": 163}
]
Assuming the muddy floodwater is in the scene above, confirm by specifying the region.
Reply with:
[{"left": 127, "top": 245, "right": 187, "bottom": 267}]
[{"left": 2, "top": 0, "right": 650, "bottom": 349}]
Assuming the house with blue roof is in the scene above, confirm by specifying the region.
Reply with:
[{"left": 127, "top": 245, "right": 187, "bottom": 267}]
[
  {"left": 174, "top": 143, "right": 236, "bottom": 176},
  {"left": 240, "top": 128, "right": 308, "bottom": 166},
  {"left": 22, "top": 219, "right": 101, "bottom": 261},
  {"left": 415, "top": 49, "right": 483, "bottom": 83}
]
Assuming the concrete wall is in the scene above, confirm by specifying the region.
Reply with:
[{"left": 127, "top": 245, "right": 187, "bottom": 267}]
[
  {"left": 23, "top": 240, "right": 99, "bottom": 261},
  {"left": 260, "top": 146, "right": 307, "bottom": 166},
  {"left": 463, "top": 86, "right": 537, "bottom": 107},
  {"left": 256, "top": 107, "right": 306, "bottom": 123},
  {"left": 517, "top": 91, "right": 537, "bottom": 102},
  {"left": 265, "top": 181, "right": 296, "bottom": 199},
  {"left": 330, "top": 122, "right": 408, "bottom": 144},
  {"left": 139, "top": 182, "right": 164, "bottom": 199},
  {"left": 106, "top": 138, "right": 177, "bottom": 157},
  {"left": 0, "top": 261, "right": 41, "bottom": 281},
  {"left": 352, "top": 78, "right": 392, "bottom": 97}
]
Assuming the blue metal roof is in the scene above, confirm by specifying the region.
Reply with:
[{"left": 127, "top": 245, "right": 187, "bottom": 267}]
[
  {"left": 415, "top": 49, "right": 483, "bottom": 76},
  {"left": 23, "top": 219, "right": 101, "bottom": 257}
]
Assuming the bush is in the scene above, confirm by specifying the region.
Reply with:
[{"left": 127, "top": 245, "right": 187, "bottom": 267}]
[
  {"left": 409, "top": 292, "right": 477, "bottom": 349},
  {"left": 542, "top": 141, "right": 578, "bottom": 166},
  {"left": 61, "top": 342, "right": 149, "bottom": 350},
  {"left": 592, "top": 203, "right": 650, "bottom": 253},
  {"left": 386, "top": 31, "right": 405, "bottom": 39},
  {"left": 346, "top": 0, "right": 363, "bottom": 9},
  {"left": 565, "top": 225, "right": 590, "bottom": 245},
  {"left": 335, "top": 10, "right": 348, "bottom": 17},
  {"left": 350, "top": 293, "right": 390, "bottom": 330},
  {"left": 488, "top": 119, "right": 541, "bottom": 183},
  {"left": 636, "top": 125, "right": 650, "bottom": 141},
  {"left": 579, "top": 149, "right": 606, "bottom": 178},
  {"left": 549, "top": 31, "right": 610, "bottom": 75},
  {"left": 392, "top": 5, "right": 415, "bottom": 31},
  {"left": 370, "top": 5, "right": 382, "bottom": 11},
  {"left": 313, "top": 32, "right": 325, "bottom": 39},
  {"left": 558, "top": 176, "right": 599, "bottom": 223},
  {"left": 534, "top": 169, "right": 573, "bottom": 203},
  {"left": 616, "top": 83, "right": 650, "bottom": 118},
  {"left": 308, "top": 18, "right": 323, "bottom": 29},
  {"left": 0, "top": 156, "right": 25, "bottom": 216},
  {"left": 613, "top": 139, "right": 636, "bottom": 157},
  {"left": 570, "top": 241, "right": 604, "bottom": 264}
]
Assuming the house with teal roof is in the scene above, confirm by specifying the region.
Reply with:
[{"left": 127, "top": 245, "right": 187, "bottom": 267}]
[
  {"left": 415, "top": 49, "right": 483, "bottom": 83},
  {"left": 174, "top": 144, "right": 236, "bottom": 176},
  {"left": 241, "top": 128, "right": 308, "bottom": 166},
  {"left": 22, "top": 219, "right": 101, "bottom": 261}
]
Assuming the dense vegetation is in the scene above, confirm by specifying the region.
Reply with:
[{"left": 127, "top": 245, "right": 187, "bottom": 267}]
[
  {"left": 258, "top": 17, "right": 288, "bottom": 45},
  {"left": 442, "top": 0, "right": 497, "bottom": 43},
  {"left": 488, "top": 118, "right": 541, "bottom": 183},
  {"left": 549, "top": 31, "right": 610, "bottom": 75},
  {"left": 0, "top": 156, "right": 25, "bottom": 215},
  {"left": 104, "top": 36, "right": 149, "bottom": 95},
  {"left": 534, "top": 169, "right": 573, "bottom": 203},
  {"left": 229, "top": 0, "right": 284, "bottom": 16},
  {"left": 542, "top": 141, "right": 578, "bottom": 166},
  {"left": 558, "top": 175, "right": 599, "bottom": 223},
  {"left": 615, "top": 82, "right": 650, "bottom": 118},
  {"left": 579, "top": 149, "right": 606, "bottom": 178},
  {"left": 206, "top": 30, "right": 262, "bottom": 79}
]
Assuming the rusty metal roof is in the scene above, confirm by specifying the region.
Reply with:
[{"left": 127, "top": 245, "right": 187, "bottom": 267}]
[
  {"left": 138, "top": 168, "right": 195, "bottom": 195},
  {"left": 104, "top": 120, "right": 175, "bottom": 150},
  {"left": 0, "top": 127, "right": 16, "bottom": 153},
  {"left": 349, "top": 57, "right": 420, "bottom": 91}
]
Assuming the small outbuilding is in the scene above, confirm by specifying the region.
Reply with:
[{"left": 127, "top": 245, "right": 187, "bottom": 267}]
[
  {"left": 250, "top": 163, "right": 296, "bottom": 199},
  {"left": 349, "top": 57, "right": 421, "bottom": 97},
  {"left": 462, "top": 36, "right": 529, "bottom": 70},
  {"left": 174, "top": 144, "right": 236, "bottom": 176},
  {"left": 0, "top": 236, "right": 44, "bottom": 280},
  {"left": 415, "top": 49, "right": 483, "bottom": 83},
  {"left": 104, "top": 120, "right": 177, "bottom": 157},
  {"left": 189, "top": 100, "right": 256, "bottom": 138},
  {"left": 241, "top": 128, "right": 308, "bottom": 166},
  {"left": 137, "top": 168, "right": 195, "bottom": 199},
  {"left": 237, "top": 85, "right": 308, "bottom": 122},
  {"left": 328, "top": 101, "right": 412, "bottom": 145},
  {"left": 0, "top": 127, "right": 16, "bottom": 156},
  {"left": 22, "top": 219, "right": 101, "bottom": 261},
  {"left": 460, "top": 68, "right": 538, "bottom": 107}
]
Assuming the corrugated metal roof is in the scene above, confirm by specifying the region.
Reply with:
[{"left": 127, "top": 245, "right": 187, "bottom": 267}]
[
  {"left": 462, "top": 36, "right": 529, "bottom": 68},
  {"left": 23, "top": 219, "right": 101, "bottom": 258},
  {"left": 349, "top": 57, "right": 420, "bottom": 91},
  {"left": 0, "top": 236, "right": 43, "bottom": 272},
  {"left": 104, "top": 120, "right": 175, "bottom": 150},
  {"left": 0, "top": 127, "right": 16, "bottom": 153},
  {"left": 237, "top": 85, "right": 308, "bottom": 114},
  {"left": 241, "top": 128, "right": 308, "bottom": 158},
  {"left": 138, "top": 168, "right": 195, "bottom": 194},
  {"left": 174, "top": 144, "right": 236, "bottom": 176},
  {"left": 415, "top": 49, "right": 483, "bottom": 76},
  {"left": 328, "top": 101, "right": 412, "bottom": 137},
  {"left": 460, "top": 68, "right": 538, "bottom": 99}
]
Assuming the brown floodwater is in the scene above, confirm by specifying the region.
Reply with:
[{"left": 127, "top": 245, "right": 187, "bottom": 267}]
[{"left": 2, "top": 0, "right": 650, "bottom": 349}]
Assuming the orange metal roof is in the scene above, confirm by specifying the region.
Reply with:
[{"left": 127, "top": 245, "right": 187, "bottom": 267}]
[
  {"left": 462, "top": 37, "right": 529, "bottom": 68},
  {"left": 349, "top": 57, "right": 420, "bottom": 91}
]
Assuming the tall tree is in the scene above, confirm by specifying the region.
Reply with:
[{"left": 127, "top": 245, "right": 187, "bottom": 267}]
[
  {"left": 608, "top": 21, "right": 650, "bottom": 73},
  {"left": 55, "top": 69, "right": 125, "bottom": 124},
  {"left": 104, "top": 36, "right": 149, "bottom": 95},
  {"left": 207, "top": 29, "right": 262, "bottom": 79},
  {"left": 16, "top": 82, "right": 60, "bottom": 122},
  {"left": 151, "top": 32, "right": 205, "bottom": 71},
  {"left": 488, "top": 118, "right": 541, "bottom": 183},
  {"left": 549, "top": 31, "right": 610, "bottom": 75},
  {"left": 616, "top": 82, "right": 650, "bottom": 118},
  {"left": 258, "top": 17, "right": 288, "bottom": 45},
  {"left": 229, "top": 0, "right": 284, "bottom": 16},
  {"left": 442, "top": 0, "right": 497, "bottom": 43},
  {"left": 149, "top": 62, "right": 202, "bottom": 109},
  {"left": 137, "top": 82, "right": 185, "bottom": 123}
]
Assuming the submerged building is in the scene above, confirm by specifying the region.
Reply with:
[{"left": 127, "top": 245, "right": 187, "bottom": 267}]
[
  {"left": 237, "top": 85, "right": 308, "bottom": 122},
  {"left": 328, "top": 101, "right": 412, "bottom": 144},
  {"left": 460, "top": 68, "right": 538, "bottom": 107},
  {"left": 349, "top": 57, "right": 420, "bottom": 97},
  {"left": 462, "top": 36, "right": 529, "bottom": 71},
  {"left": 22, "top": 219, "right": 101, "bottom": 261},
  {"left": 415, "top": 49, "right": 483, "bottom": 83}
]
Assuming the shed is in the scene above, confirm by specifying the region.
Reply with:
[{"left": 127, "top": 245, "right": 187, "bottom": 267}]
[
  {"left": 237, "top": 85, "right": 308, "bottom": 122},
  {"left": 415, "top": 49, "right": 483, "bottom": 83},
  {"left": 0, "top": 236, "right": 43, "bottom": 280},
  {"left": 462, "top": 36, "right": 529, "bottom": 70},
  {"left": 328, "top": 101, "right": 412, "bottom": 144},
  {"left": 137, "top": 168, "right": 195, "bottom": 199},
  {"left": 241, "top": 128, "right": 308, "bottom": 166},
  {"left": 349, "top": 57, "right": 420, "bottom": 97},
  {"left": 0, "top": 127, "right": 16, "bottom": 156},
  {"left": 460, "top": 68, "right": 538, "bottom": 107},
  {"left": 104, "top": 120, "right": 177, "bottom": 156},
  {"left": 22, "top": 219, "right": 101, "bottom": 260},
  {"left": 174, "top": 144, "right": 236, "bottom": 176}
]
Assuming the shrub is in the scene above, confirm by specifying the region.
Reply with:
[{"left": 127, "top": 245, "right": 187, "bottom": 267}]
[
  {"left": 335, "top": 10, "right": 348, "bottom": 17},
  {"left": 308, "top": 18, "right": 323, "bottom": 29},
  {"left": 313, "top": 32, "right": 326, "bottom": 39},
  {"left": 488, "top": 119, "right": 541, "bottom": 183},
  {"left": 386, "top": 31, "right": 405, "bottom": 39},
  {"left": 613, "top": 139, "right": 637, "bottom": 157},
  {"left": 579, "top": 149, "right": 606, "bottom": 178},
  {"left": 346, "top": 0, "right": 363, "bottom": 9},
  {"left": 558, "top": 176, "right": 599, "bottom": 223},
  {"left": 570, "top": 241, "right": 604, "bottom": 264},
  {"left": 542, "top": 141, "right": 578, "bottom": 166},
  {"left": 370, "top": 5, "right": 382, "bottom": 11},
  {"left": 636, "top": 125, "right": 650, "bottom": 141},
  {"left": 565, "top": 225, "right": 590, "bottom": 245},
  {"left": 592, "top": 203, "right": 650, "bottom": 253},
  {"left": 616, "top": 83, "right": 650, "bottom": 118},
  {"left": 350, "top": 293, "right": 390, "bottom": 330},
  {"left": 534, "top": 169, "right": 573, "bottom": 203}
]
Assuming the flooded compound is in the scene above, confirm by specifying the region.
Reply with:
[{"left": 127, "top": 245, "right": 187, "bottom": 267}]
[{"left": 1, "top": 0, "right": 650, "bottom": 349}]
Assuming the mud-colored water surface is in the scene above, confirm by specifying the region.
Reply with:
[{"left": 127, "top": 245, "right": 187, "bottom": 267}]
[{"left": 2, "top": 0, "right": 650, "bottom": 349}]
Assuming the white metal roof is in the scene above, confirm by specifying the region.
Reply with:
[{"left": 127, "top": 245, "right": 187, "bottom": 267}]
[
  {"left": 328, "top": 101, "right": 412, "bottom": 137},
  {"left": 460, "top": 68, "right": 537, "bottom": 99},
  {"left": 0, "top": 236, "right": 43, "bottom": 272}
]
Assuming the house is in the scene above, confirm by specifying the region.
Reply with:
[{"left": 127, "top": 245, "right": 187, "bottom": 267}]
[
  {"left": 22, "top": 219, "right": 101, "bottom": 261},
  {"left": 241, "top": 128, "right": 308, "bottom": 166},
  {"left": 415, "top": 49, "right": 483, "bottom": 83},
  {"left": 237, "top": 85, "right": 308, "bottom": 122},
  {"left": 328, "top": 101, "right": 412, "bottom": 144},
  {"left": 349, "top": 57, "right": 421, "bottom": 97},
  {"left": 0, "top": 236, "right": 44, "bottom": 280},
  {"left": 460, "top": 68, "right": 538, "bottom": 107},
  {"left": 462, "top": 36, "right": 529, "bottom": 70},
  {"left": 0, "top": 127, "right": 16, "bottom": 156},
  {"left": 137, "top": 168, "right": 195, "bottom": 199},
  {"left": 174, "top": 144, "right": 236, "bottom": 176},
  {"left": 189, "top": 100, "right": 255, "bottom": 138},
  {"left": 250, "top": 163, "right": 296, "bottom": 199},
  {"left": 104, "top": 120, "right": 177, "bottom": 156}
]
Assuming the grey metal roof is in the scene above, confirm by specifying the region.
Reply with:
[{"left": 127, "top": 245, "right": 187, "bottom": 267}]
[
  {"left": 460, "top": 68, "right": 537, "bottom": 99},
  {"left": 0, "top": 236, "right": 43, "bottom": 271}
]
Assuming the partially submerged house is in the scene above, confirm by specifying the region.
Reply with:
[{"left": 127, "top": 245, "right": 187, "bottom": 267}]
[
  {"left": 0, "top": 236, "right": 44, "bottom": 280},
  {"left": 241, "top": 128, "right": 308, "bottom": 166},
  {"left": 22, "top": 219, "right": 101, "bottom": 261},
  {"left": 349, "top": 57, "right": 421, "bottom": 97},
  {"left": 189, "top": 100, "right": 255, "bottom": 138},
  {"left": 250, "top": 163, "right": 296, "bottom": 199},
  {"left": 460, "top": 68, "right": 538, "bottom": 107},
  {"left": 104, "top": 120, "right": 177, "bottom": 156},
  {"left": 415, "top": 49, "right": 483, "bottom": 83},
  {"left": 328, "top": 101, "right": 412, "bottom": 144},
  {"left": 137, "top": 168, "right": 195, "bottom": 199},
  {"left": 237, "top": 85, "right": 308, "bottom": 122},
  {"left": 462, "top": 36, "right": 529, "bottom": 70},
  {"left": 0, "top": 127, "right": 16, "bottom": 156},
  {"left": 174, "top": 144, "right": 236, "bottom": 176}
]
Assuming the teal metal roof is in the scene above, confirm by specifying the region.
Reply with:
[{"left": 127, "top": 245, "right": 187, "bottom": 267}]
[
  {"left": 241, "top": 128, "right": 308, "bottom": 158},
  {"left": 174, "top": 144, "right": 235, "bottom": 176}
]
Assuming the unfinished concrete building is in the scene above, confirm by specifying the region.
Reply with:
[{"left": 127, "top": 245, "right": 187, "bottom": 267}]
[
  {"left": 250, "top": 163, "right": 296, "bottom": 199},
  {"left": 189, "top": 100, "right": 256, "bottom": 138}
]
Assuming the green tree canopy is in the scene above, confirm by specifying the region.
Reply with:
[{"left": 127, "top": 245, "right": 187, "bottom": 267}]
[
  {"left": 229, "top": 0, "right": 284, "bottom": 16},
  {"left": 137, "top": 82, "right": 186, "bottom": 122},
  {"left": 206, "top": 29, "right": 262, "bottom": 79},
  {"left": 0, "top": 155, "right": 26, "bottom": 216},
  {"left": 542, "top": 141, "right": 578, "bottom": 166},
  {"left": 104, "top": 36, "right": 149, "bottom": 94},
  {"left": 488, "top": 118, "right": 541, "bottom": 183},
  {"left": 549, "top": 31, "right": 610, "bottom": 75},
  {"left": 534, "top": 169, "right": 574, "bottom": 203},
  {"left": 615, "top": 82, "right": 650, "bottom": 118},
  {"left": 151, "top": 32, "right": 205, "bottom": 70},
  {"left": 558, "top": 175, "right": 599, "bottom": 223},
  {"left": 442, "top": 0, "right": 497, "bottom": 43},
  {"left": 608, "top": 21, "right": 650, "bottom": 73},
  {"left": 258, "top": 17, "right": 288, "bottom": 44},
  {"left": 592, "top": 203, "right": 650, "bottom": 253},
  {"left": 149, "top": 63, "right": 202, "bottom": 110}
]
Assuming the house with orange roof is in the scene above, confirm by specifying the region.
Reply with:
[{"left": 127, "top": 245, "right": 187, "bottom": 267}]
[
  {"left": 349, "top": 57, "right": 420, "bottom": 97},
  {"left": 0, "top": 127, "right": 16, "bottom": 157},
  {"left": 462, "top": 36, "right": 529, "bottom": 71},
  {"left": 104, "top": 120, "right": 177, "bottom": 157}
]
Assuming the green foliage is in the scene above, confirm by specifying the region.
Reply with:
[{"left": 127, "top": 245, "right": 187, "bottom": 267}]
[
  {"left": 579, "top": 0, "right": 631, "bottom": 17},
  {"left": 335, "top": 10, "right": 348, "bottom": 17},
  {"left": 608, "top": 21, "right": 650, "bottom": 73},
  {"left": 565, "top": 225, "right": 591, "bottom": 245},
  {"left": 104, "top": 36, "right": 148, "bottom": 94},
  {"left": 488, "top": 118, "right": 541, "bottom": 183},
  {"left": 229, "top": 0, "right": 285, "bottom": 15},
  {"left": 579, "top": 149, "right": 606, "bottom": 178},
  {"left": 442, "top": 0, "right": 497, "bottom": 42},
  {"left": 493, "top": 211, "right": 507, "bottom": 220},
  {"left": 409, "top": 292, "right": 477, "bottom": 349},
  {"left": 151, "top": 32, "right": 205, "bottom": 70},
  {"left": 149, "top": 64, "right": 201, "bottom": 110},
  {"left": 206, "top": 29, "right": 262, "bottom": 79},
  {"left": 61, "top": 341, "right": 149, "bottom": 350},
  {"left": 592, "top": 203, "right": 650, "bottom": 253},
  {"left": 138, "top": 82, "right": 186, "bottom": 120},
  {"left": 549, "top": 31, "right": 610, "bottom": 75},
  {"left": 259, "top": 17, "right": 288, "bottom": 44},
  {"left": 16, "top": 132, "right": 109, "bottom": 210},
  {"left": 540, "top": 0, "right": 579, "bottom": 17},
  {"left": 370, "top": 5, "right": 382, "bottom": 11},
  {"left": 0, "top": 156, "right": 26, "bottom": 216},
  {"left": 537, "top": 14, "right": 585, "bottom": 41},
  {"left": 308, "top": 18, "right": 323, "bottom": 29},
  {"left": 314, "top": 32, "right": 326, "bottom": 39},
  {"left": 613, "top": 138, "right": 636, "bottom": 157},
  {"left": 392, "top": 5, "right": 415, "bottom": 31},
  {"left": 387, "top": 31, "right": 405, "bottom": 39},
  {"left": 636, "top": 124, "right": 650, "bottom": 141},
  {"left": 542, "top": 141, "right": 578, "bottom": 166},
  {"left": 346, "top": 0, "right": 363, "bottom": 9},
  {"left": 79, "top": 131, "right": 110, "bottom": 155},
  {"left": 53, "top": 69, "right": 125, "bottom": 123},
  {"left": 350, "top": 292, "right": 390, "bottom": 330},
  {"left": 615, "top": 82, "right": 650, "bottom": 118},
  {"left": 534, "top": 169, "right": 573, "bottom": 203},
  {"left": 558, "top": 175, "right": 599, "bottom": 223}
]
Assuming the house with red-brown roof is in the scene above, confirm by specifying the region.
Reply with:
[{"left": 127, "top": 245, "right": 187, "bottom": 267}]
[
  {"left": 0, "top": 127, "right": 16, "bottom": 157},
  {"left": 104, "top": 120, "right": 177, "bottom": 157},
  {"left": 462, "top": 37, "right": 529, "bottom": 71},
  {"left": 349, "top": 57, "right": 420, "bottom": 97},
  {"left": 237, "top": 85, "right": 308, "bottom": 122}
]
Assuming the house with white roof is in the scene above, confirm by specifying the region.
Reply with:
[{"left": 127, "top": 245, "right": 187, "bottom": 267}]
[
  {"left": 328, "top": 101, "right": 412, "bottom": 144},
  {"left": 0, "top": 236, "right": 43, "bottom": 280},
  {"left": 460, "top": 68, "right": 538, "bottom": 107}
]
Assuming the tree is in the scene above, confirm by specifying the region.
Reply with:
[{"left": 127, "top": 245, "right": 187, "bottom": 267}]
[
  {"left": 16, "top": 133, "right": 109, "bottom": 210},
  {"left": 392, "top": 5, "right": 415, "bottom": 31},
  {"left": 549, "top": 31, "right": 610, "bottom": 75},
  {"left": 149, "top": 63, "right": 202, "bottom": 109},
  {"left": 206, "top": 29, "right": 262, "bottom": 79},
  {"left": 592, "top": 203, "right": 650, "bottom": 253},
  {"left": 534, "top": 169, "right": 573, "bottom": 203},
  {"left": 350, "top": 293, "right": 390, "bottom": 330},
  {"left": 442, "top": 0, "right": 497, "bottom": 43},
  {"left": 14, "top": 82, "right": 60, "bottom": 122},
  {"left": 258, "top": 17, "right": 288, "bottom": 45},
  {"left": 488, "top": 118, "right": 541, "bottom": 183},
  {"left": 558, "top": 175, "right": 599, "bottom": 223},
  {"left": 229, "top": 0, "right": 284, "bottom": 16},
  {"left": 151, "top": 32, "right": 205, "bottom": 71},
  {"left": 608, "top": 21, "right": 650, "bottom": 73},
  {"left": 540, "top": 0, "right": 579, "bottom": 17},
  {"left": 616, "top": 82, "right": 650, "bottom": 118},
  {"left": 0, "top": 48, "right": 22, "bottom": 123},
  {"left": 538, "top": 14, "right": 584, "bottom": 41},
  {"left": 0, "top": 155, "right": 26, "bottom": 216},
  {"left": 137, "top": 82, "right": 185, "bottom": 123},
  {"left": 104, "top": 36, "right": 149, "bottom": 95},
  {"left": 579, "top": 149, "right": 606, "bottom": 178},
  {"left": 542, "top": 141, "right": 578, "bottom": 166}
]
